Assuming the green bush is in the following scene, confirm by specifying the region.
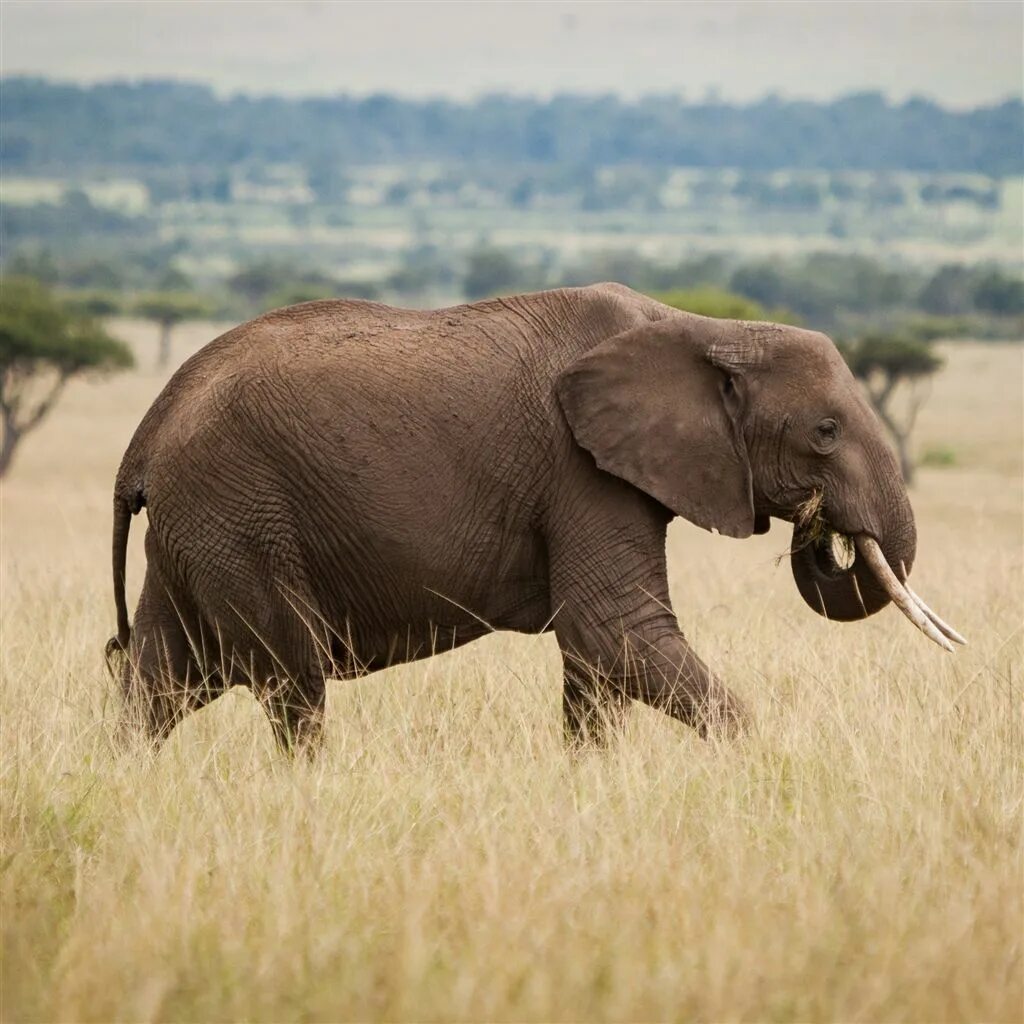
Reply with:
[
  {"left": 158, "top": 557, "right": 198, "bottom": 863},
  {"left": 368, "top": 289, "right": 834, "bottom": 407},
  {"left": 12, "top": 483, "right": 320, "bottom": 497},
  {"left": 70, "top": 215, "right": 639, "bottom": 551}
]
[
  {"left": 920, "top": 446, "right": 958, "bottom": 468},
  {"left": 652, "top": 286, "right": 800, "bottom": 324}
]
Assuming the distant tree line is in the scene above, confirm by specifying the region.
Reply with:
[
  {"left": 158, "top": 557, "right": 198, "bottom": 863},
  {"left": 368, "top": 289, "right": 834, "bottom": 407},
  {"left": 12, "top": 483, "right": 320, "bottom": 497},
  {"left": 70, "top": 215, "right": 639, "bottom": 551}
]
[
  {"left": 0, "top": 165, "right": 1009, "bottom": 235},
  {"left": 0, "top": 188, "right": 150, "bottom": 240},
  {"left": 463, "top": 247, "right": 1024, "bottom": 330},
  {"left": 3, "top": 79, "right": 1021, "bottom": 177},
  {"left": 6, "top": 243, "right": 1022, "bottom": 337}
]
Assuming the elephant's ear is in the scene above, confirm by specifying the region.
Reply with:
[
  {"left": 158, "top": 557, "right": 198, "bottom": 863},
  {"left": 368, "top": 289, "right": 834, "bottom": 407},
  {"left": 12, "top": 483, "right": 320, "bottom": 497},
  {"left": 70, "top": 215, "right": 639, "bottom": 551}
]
[{"left": 555, "top": 318, "right": 755, "bottom": 538}]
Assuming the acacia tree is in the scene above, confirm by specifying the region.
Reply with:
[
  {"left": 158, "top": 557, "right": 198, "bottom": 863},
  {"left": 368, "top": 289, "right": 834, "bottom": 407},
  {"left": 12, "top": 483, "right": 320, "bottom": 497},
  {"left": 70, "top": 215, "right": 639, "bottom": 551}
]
[
  {"left": 134, "top": 292, "right": 209, "bottom": 369},
  {"left": 63, "top": 291, "right": 123, "bottom": 318},
  {"left": 0, "top": 277, "right": 134, "bottom": 476},
  {"left": 840, "top": 333, "right": 944, "bottom": 484}
]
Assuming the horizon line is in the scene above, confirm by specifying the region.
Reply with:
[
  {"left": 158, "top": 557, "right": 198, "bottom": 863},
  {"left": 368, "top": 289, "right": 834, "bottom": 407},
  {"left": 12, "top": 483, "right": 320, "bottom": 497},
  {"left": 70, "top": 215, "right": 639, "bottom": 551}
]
[{"left": 4, "top": 73, "right": 1021, "bottom": 113}]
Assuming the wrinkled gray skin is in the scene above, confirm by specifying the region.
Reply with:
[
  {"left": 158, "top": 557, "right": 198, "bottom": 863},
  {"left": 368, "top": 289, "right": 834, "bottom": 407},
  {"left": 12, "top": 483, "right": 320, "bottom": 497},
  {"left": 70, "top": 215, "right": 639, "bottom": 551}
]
[{"left": 107, "top": 284, "right": 915, "bottom": 752}]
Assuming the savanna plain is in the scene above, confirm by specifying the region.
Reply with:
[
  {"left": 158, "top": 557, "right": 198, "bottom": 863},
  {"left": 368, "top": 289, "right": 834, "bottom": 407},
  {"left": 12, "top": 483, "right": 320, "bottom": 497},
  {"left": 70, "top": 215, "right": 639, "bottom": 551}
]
[{"left": 2, "top": 323, "right": 1022, "bottom": 1022}]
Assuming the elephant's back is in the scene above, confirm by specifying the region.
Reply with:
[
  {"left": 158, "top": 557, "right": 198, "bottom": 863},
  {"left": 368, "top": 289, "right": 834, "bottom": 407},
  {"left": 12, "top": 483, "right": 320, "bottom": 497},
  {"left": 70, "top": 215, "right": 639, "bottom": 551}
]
[
  {"left": 114, "top": 283, "right": 660, "bottom": 509},
  {"left": 124, "top": 284, "right": 668, "bottom": 456},
  {"left": 148, "top": 296, "right": 511, "bottom": 409},
  {"left": 113, "top": 296, "right": 513, "bottom": 509},
  {"left": 117, "top": 300, "right": 426, "bottom": 452}
]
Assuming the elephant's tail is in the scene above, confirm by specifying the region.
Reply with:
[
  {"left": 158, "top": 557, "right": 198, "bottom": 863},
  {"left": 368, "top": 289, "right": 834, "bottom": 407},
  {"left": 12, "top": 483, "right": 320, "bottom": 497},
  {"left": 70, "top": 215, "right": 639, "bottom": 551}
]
[{"left": 105, "top": 492, "right": 136, "bottom": 675}]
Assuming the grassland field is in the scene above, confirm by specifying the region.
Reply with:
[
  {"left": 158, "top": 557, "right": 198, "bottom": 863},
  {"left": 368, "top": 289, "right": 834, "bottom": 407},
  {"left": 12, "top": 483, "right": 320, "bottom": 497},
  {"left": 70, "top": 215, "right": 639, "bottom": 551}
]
[{"left": 1, "top": 320, "right": 1022, "bottom": 1022}]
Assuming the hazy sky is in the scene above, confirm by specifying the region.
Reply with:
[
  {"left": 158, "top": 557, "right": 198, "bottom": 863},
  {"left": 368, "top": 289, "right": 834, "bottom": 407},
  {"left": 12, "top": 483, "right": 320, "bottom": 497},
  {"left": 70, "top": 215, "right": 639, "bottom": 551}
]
[{"left": 3, "top": 1, "right": 1021, "bottom": 107}]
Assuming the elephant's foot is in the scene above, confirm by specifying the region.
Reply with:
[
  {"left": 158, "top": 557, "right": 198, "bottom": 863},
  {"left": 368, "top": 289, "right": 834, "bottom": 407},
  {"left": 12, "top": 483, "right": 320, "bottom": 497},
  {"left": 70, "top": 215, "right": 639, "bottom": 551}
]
[
  {"left": 260, "top": 676, "right": 326, "bottom": 757},
  {"left": 689, "top": 686, "right": 751, "bottom": 740},
  {"left": 562, "top": 675, "right": 628, "bottom": 748}
]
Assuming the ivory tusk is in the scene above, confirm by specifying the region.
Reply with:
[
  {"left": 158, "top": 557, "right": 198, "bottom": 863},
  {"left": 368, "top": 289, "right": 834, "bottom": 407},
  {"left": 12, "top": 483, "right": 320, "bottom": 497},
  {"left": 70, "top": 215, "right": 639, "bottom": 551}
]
[
  {"left": 854, "top": 537, "right": 955, "bottom": 652},
  {"left": 898, "top": 562, "right": 968, "bottom": 646},
  {"left": 905, "top": 583, "right": 967, "bottom": 646}
]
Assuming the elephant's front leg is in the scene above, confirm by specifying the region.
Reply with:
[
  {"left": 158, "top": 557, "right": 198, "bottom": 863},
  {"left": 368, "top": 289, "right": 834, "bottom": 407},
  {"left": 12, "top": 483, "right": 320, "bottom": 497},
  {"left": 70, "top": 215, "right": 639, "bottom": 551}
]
[
  {"left": 558, "top": 624, "right": 747, "bottom": 741},
  {"left": 619, "top": 628, "right": 748, "bottom": 737},
  {"left": 548, "top": 484, "right": 749, "bottom": 743},
  {"left": 562, "top": 663, "right": 628, "bottom": 746}
]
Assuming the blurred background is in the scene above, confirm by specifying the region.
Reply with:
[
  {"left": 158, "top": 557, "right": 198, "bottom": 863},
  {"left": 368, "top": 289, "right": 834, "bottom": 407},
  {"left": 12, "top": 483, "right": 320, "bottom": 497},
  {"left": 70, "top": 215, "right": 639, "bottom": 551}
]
[{"left": 1, "top": 0, "right": 1022, "bottom": 479}]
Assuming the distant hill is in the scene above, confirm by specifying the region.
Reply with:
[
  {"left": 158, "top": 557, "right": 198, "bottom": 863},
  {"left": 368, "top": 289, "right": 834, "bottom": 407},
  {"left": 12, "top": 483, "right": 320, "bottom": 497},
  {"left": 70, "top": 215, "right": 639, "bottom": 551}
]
[{"left": 2, "top": 78, "right": 1021, "bottom": 176}]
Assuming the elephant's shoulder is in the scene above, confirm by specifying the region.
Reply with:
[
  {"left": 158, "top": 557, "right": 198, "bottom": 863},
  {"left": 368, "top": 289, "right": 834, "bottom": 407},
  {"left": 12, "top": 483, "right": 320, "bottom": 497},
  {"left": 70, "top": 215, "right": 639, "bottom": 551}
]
[{"left": 578, "top": 282, "right": 677, "bottom": 325}]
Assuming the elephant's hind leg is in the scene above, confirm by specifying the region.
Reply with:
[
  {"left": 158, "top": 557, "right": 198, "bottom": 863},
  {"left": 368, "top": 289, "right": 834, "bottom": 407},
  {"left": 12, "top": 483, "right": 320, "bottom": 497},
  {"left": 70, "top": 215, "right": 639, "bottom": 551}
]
[
  {"left": 185, "top": 542, "right": 331, "bottom": 756},
  {"left": 117, "top": 568, "right": 224, "bottom": 748},
  {"left": 224, "top": 588, "right": 329, "bottom": 756},
  {"left": 257, "top": 674, "right": 326, "bottom": 755}
]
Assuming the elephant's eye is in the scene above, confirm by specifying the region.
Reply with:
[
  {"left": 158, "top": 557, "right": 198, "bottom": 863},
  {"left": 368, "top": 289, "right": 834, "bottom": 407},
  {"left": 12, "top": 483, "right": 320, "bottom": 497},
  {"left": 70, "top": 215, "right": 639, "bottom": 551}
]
[{"left": 815, "top": 418, "right": 840, "bottom": 449}]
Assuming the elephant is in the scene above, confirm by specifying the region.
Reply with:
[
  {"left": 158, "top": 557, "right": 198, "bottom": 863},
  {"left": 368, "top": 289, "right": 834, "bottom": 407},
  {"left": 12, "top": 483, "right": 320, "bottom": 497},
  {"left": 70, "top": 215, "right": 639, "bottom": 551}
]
[{"left": 106, "top": 283, "right": 963, "bottom": 753}]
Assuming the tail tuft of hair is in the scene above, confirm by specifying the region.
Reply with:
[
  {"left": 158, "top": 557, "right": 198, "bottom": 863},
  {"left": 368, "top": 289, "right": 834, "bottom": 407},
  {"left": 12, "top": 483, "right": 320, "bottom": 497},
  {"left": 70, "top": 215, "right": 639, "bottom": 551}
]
[{"left": 104, "top": 633, "right": 129, "bottom": 680}]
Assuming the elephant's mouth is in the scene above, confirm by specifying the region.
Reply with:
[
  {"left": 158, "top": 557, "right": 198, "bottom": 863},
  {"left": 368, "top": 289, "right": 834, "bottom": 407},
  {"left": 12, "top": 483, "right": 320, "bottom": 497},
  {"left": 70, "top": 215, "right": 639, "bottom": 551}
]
[
  {"left": 790, "top": 521, "right": 965, "bottom": 652},
  {"left": 793, "top": 524, "right": 856, "bottom": 575}
]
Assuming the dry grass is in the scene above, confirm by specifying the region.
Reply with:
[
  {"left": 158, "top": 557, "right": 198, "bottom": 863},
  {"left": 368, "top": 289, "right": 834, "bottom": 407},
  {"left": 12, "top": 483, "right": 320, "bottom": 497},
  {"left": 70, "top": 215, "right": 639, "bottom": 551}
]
[{"left": 2, "top": 325, "right": 1022, "bottom": 1022}]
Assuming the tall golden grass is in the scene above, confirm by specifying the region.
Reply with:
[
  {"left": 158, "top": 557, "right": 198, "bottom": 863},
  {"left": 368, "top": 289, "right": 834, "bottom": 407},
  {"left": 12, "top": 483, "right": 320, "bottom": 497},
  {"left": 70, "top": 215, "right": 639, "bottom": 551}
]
[{"left": 2, "top": 324, "right": 1021, "bottom": 1022}]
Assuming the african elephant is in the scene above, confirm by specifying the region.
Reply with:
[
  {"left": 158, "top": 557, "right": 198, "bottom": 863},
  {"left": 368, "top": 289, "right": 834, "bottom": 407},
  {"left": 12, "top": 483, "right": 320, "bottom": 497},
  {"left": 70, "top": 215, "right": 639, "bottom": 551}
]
[{"left": 106, "top": 283, "right": 962, "bottom": 752}]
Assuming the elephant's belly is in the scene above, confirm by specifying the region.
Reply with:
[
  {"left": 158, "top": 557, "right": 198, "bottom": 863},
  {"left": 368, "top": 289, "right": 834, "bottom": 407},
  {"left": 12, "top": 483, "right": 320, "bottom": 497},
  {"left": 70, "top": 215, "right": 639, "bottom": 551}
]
[
  {"left": 329, "top": 619, "right": 491, "bottom": 676},
  {"left": 320, "top": 539, "right": 553, "bottom": 676},
  {"left": 328, "top": 602, "right": 550, "bottom": 676}
]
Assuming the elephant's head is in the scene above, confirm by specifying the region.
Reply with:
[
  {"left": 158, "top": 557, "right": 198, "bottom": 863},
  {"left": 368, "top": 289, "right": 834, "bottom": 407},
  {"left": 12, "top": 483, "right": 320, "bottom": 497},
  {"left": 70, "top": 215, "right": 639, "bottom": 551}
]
[{"left": 556, "top": 311, "right": 963, "bottom": 650}]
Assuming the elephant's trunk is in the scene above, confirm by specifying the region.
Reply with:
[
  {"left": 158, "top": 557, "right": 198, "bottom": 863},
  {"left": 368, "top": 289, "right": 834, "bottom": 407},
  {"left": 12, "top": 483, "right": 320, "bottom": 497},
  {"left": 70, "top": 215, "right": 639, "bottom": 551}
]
[
  {"left": 789, "top": 488, "right": 965, "bottom": 650},
  {"left": 789, "top": 485, "right": 917, "bottom": 622}
]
